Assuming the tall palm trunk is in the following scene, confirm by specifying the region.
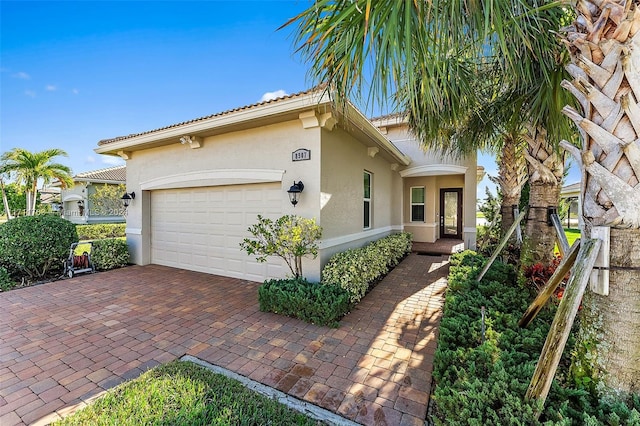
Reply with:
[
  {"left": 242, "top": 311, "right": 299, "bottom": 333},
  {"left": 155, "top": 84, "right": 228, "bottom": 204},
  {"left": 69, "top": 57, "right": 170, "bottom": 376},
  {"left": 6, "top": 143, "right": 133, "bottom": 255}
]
[
  {"left": 522, "top": 125, "right": 565, "bottom": 266},
  {"left": 561, "top": 0, "right": 640, "bottom": 395},
  {"left": 0, "top": 177, "right": 12, "bottom": 220},
  {"left": 491, "top": 135, "right": 528, "bottom": 238}
]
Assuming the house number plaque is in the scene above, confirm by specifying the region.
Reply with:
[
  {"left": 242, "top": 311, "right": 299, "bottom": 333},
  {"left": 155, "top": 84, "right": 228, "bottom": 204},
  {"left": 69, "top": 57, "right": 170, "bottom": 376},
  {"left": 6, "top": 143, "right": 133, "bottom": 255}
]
[{"left": 292, "top": 148, "right": 311, "bottom": 162}]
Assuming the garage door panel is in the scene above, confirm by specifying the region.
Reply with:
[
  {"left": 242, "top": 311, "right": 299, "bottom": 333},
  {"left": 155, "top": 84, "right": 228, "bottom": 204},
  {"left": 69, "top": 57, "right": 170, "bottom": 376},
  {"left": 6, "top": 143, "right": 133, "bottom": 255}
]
[{"left": 151, "top": 183, "right": 284, "bottom": 282}]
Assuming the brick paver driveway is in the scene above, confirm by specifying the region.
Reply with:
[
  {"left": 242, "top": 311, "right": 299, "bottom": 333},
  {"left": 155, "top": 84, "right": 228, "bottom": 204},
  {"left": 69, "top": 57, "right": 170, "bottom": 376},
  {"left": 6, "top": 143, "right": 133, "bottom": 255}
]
[{"left": 0, "top": 253, "right": 449, "bottom": 426}]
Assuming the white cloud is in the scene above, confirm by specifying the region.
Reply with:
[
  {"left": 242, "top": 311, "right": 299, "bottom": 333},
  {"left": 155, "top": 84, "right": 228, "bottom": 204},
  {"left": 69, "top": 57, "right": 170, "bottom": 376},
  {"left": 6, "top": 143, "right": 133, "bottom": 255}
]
[
  {"left": 260, "top": 90, "right": 287, "bottom": 102},
  {"left": 24, "top": 90, "right": 36, "bottom": 98},
  {"left": 85, "top": 156, "right": 96, "bottom": 163},
  {"left": 14, "top": 71, "right": 30, "bottom": 80},
  {"left": 101, "top": 155, "right": 124, "bottom": 165},
  {"left": 45, "top": 84, "right": 57, "bottom": 91},
  {"left": 72, "top": 88, "right": 79, "bottom": 95}
]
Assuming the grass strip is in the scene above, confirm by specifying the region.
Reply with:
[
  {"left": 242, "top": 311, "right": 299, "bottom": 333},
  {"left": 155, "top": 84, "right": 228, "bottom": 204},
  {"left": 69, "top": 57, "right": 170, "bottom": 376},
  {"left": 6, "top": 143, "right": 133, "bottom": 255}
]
[{"left": 56, "top": 360, "right": 324, "bottom": 425}]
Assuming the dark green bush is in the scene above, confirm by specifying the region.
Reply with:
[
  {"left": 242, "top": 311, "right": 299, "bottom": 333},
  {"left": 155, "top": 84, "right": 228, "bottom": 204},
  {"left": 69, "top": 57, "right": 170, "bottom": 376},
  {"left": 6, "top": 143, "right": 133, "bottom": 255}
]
[
  {"left": 92, "top": 238, "right": 129, "bottom": 271},
  {"left": 0, "top": 215, "right": 77, "bottom": 280},
  {"left": 259, "top": 278, "right": 352, "bottom": 327},
  {"left": 433, "top": 250, "right": 640, "bottom": 425},
  {"left": 0, "top": 266, "right": 16, "bottom": 292},
  {"left": 76, "top": 223, "right": 126, "bottom": 240}
]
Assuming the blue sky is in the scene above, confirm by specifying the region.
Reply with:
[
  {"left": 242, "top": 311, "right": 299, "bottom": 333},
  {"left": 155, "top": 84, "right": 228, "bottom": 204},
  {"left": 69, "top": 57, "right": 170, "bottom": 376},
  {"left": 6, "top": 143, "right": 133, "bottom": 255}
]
[{"left": 0, "top": 1, "right": 578, "bottom": 198}]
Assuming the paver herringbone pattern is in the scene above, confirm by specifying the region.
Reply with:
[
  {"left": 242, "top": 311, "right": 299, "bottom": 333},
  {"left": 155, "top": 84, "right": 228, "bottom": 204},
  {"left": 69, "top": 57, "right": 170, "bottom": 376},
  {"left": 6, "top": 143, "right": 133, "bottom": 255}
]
[{"left": 0, "top": 253, "right": 448, "bottom": 426}]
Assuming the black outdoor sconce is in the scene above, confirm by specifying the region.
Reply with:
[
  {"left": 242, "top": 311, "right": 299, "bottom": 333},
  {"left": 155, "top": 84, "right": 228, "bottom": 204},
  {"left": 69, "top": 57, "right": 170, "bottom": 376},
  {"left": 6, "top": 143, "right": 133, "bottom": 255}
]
[
  {"left": 121, "top": 192, "right": 136, "bottom": 208},
  {"left": 287, "top": 181, "right": 304, "bottom": 207}
]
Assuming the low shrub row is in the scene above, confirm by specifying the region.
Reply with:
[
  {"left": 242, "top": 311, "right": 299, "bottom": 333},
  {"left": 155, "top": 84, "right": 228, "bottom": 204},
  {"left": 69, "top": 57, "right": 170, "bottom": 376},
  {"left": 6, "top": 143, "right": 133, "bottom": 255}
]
[
  {"left": 0, "top": 216, "right": 130, "bottom": 290},
  {"left": 432, "top": 250, "right": 640, "bottom": 425},
  {"left": 76, "top": 223, "right": 126, "bottom": 240},
  {"left": 321, "top": 232, "right": 412, "bottom": 303},
  {"left": 258, "top": 278, "right": 351, "bottom": 328},
  {"left": 91, "top": 239, "right": 130, "bottom": 271}
]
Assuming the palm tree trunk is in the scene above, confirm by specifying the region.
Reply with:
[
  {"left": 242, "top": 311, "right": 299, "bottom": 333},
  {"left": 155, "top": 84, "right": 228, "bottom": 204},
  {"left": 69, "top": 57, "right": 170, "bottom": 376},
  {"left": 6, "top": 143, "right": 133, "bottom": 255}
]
[
  {"left": 522, "top": 125, "right": 565, "bottom": 266},
  {"left": 0, "top": 177, "right": 12, "bottom": 220},
  {"left": 492, "top": 135, "right": 527, "bottom": 238},
  {"left": 562, "top": 0, "right": 640, "bottom": 396}
]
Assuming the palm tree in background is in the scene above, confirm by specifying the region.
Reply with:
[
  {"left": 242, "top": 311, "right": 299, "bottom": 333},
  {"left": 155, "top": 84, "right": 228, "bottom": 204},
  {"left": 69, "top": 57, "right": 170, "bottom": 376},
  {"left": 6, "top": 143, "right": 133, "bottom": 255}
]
[{"left": 1, "top": 148, "right": 73, "bottom": 216}]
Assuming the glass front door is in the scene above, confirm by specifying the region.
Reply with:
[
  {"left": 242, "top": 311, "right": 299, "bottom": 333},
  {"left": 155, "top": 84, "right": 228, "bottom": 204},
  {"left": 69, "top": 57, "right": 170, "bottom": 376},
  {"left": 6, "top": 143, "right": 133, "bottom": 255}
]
[{"left": 440, "top": 188, "right": 462, "bottom": 239}]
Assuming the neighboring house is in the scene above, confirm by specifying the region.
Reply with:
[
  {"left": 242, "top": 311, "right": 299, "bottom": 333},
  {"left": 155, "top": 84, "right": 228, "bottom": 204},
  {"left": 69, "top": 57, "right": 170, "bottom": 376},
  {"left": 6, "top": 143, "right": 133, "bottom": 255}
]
[
  {"left": 60, "top": 165, "right": 126, "bottom": 224},
  {"left": 560, "top": 181, "right": 581, "bottom": 229},
  {"left": 95, "top": 89, "right": 477, "bottom": 282}
]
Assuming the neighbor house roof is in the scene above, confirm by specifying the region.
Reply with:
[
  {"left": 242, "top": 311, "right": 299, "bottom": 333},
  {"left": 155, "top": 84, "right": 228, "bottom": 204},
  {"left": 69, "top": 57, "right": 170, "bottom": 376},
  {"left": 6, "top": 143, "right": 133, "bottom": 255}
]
[
  {"left": 73, "top": 165, "right": 126, "bottom": 184},
  {"left": 560, "top": 182, "right": 581, "bottom": 198},
  {"left": 95, "top": 88, "right": 411, "bottom": 166}
]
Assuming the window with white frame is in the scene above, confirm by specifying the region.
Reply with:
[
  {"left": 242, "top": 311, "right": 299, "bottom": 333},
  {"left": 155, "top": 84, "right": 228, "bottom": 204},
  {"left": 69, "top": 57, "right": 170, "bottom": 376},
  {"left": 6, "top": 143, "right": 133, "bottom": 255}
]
[
  {"left": 364, "top": 171, "right": 372, "bottom": 229},
  {"left": 411, "top": 186, "right": 425, "bottom": 222}
]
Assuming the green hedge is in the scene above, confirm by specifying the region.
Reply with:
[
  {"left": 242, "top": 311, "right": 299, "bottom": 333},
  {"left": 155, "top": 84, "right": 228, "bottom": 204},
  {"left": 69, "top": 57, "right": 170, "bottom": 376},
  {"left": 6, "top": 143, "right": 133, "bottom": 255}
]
[
  {"left": 321, "top": 232, "right": 412, "bottom": 303},
  {"left": 0, "top": 215, "right": 78, "bottom": 280},
  {"left": 91, "top": 238, "right": 130, "bottom": 271},
  {"left": 258, "top": 278, "right": 352, "bottom": 328},
  {"left": 76, "top": 223, "right": 126, "bottom": 240},
  {"left": 432, "top": 250, "right": 640, "bottom": 425},
  {"left": 0, "top": 266, "right": 16, "bottom": 292}
]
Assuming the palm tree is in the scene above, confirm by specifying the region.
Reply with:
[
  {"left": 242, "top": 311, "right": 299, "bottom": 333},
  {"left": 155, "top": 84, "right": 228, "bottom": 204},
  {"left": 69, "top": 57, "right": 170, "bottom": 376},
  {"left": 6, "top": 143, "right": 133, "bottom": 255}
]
[
  {"left": 559, "top": 0, "right": 640, "bottom": 396},
  {"left": 287, "top": 0, "right": 638, "bottom": 397},
  {"left": 287, "top": 0, "right": 572, "bottom": 265},
  {"left": 1, "top": 148, "right": 73, "bottom": 216}
]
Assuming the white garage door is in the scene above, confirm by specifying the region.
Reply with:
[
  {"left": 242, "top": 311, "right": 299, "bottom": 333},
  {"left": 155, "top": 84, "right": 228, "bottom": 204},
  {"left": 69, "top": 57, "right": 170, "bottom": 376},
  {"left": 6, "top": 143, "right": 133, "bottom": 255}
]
[{"left": 150, "top": 183, "right": 284, "bottom": 282}]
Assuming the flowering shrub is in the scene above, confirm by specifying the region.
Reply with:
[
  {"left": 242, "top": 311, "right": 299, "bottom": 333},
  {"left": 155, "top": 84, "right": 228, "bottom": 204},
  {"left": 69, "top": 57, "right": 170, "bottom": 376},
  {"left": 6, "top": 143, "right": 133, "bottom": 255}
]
[
  {"left": 240, "top": 215, "right": 322, "bottom": 278},
  {"left": 321, "top": 233, "right": 412, "bottom": 303},
  {"left": 522, "top": 256, "right": 566, "bottom": 294}
]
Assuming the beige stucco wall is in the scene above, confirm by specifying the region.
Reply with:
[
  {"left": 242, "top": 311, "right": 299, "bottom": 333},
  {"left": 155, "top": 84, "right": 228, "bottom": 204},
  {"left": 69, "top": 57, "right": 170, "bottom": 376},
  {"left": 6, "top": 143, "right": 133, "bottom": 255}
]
[
  {"left": 124, "top": 119, "right": 325, "bottom": 280},
  {"left": 318, "top": 127, "right": 403, "bottom": 266},
  {"left": 383, "top": 122, "right": 477, "bottom": 249},
  {"left": 61, "top": 184, "right": 88, "bottom": 224}
]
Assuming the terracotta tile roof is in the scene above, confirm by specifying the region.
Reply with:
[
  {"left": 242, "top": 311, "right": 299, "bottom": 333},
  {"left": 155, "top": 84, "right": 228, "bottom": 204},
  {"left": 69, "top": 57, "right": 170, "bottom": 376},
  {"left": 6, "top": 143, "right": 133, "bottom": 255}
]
[
  {"left": 98, "top": 87, "right": 326, "bottom": 146},
  {"left": 74, "top": 165, "right": 126, "bottom": 183}
]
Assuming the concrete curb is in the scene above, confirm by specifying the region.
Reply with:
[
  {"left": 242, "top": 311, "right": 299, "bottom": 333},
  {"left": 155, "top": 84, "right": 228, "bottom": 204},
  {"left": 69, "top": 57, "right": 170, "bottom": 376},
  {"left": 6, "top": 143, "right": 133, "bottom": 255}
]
[{"left": 181, "top": 355, "right": 361, "bottom": 426}]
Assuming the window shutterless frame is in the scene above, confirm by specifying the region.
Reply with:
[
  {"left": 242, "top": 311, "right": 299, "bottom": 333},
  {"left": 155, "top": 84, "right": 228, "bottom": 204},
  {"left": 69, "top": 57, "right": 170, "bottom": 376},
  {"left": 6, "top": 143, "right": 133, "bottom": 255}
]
[
  {"left": 410, "top": 186, "right": 425, "bottom": 222},
  {"left": 363, "top": 171, "right": 372, "bottom": 229}
]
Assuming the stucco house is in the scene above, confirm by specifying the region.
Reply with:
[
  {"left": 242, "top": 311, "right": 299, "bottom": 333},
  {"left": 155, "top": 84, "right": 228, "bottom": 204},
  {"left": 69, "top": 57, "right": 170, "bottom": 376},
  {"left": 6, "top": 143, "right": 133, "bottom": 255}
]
[
  {"left": 95, "top": 89, "right": 476, "bottom": 282},
  {"left": 60, "top": 165, "right": 126, "bottom": 225}
]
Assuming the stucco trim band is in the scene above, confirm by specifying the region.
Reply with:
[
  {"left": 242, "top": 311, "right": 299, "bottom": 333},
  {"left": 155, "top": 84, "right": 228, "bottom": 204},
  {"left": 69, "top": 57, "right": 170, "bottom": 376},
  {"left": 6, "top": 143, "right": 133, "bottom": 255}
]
[
  {"left": 404, "top": 222, "right": 437, "bottom": 228},
  {"left": 399, "top": 164, "right": 467, "bottom": 178},
  {"left": 125, "top": 228, "right": 142, "bottom": 235},
  {"left": 318, "top": 225, "right": 403, "bottom": 250},
  {"left": 62, "top": 194, "right": 84, "bottom": 202},
  {"left": 140, "top": 169, "right": 285, "bottom": 190}
]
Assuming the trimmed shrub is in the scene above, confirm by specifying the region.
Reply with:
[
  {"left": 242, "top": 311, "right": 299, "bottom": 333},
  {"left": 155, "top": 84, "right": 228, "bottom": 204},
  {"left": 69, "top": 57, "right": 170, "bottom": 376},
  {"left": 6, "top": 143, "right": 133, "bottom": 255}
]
[
  {"left": 0, "top": 215, "right": 77, "bottom": 280},
  {"left": 432, "top": 250, "right": 640, "bottom": 425},
  {"left": 259, "top": 278, "right": 352, "bottom": 328},
  {"left": 321, "top": 232, "right": 412, "bottom": 303},
  {"left": 92, "top": 238, "right": 129, "bottom": 271},
  {"left": 0, "top": 266, "right": 16, "bottom": 292},
  {"left": 76, "top": 223, "right": 126, "bottom": 240}
]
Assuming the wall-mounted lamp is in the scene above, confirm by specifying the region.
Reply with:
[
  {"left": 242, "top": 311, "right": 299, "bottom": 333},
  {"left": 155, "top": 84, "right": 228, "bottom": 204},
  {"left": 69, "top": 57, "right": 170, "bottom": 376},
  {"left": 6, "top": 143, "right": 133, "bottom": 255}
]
[
  {"left": 287, "top": 181, "right": 304, "bottom": 207},
  {"left": 121, "top": 192, "right": 136, "bottom": 208}
]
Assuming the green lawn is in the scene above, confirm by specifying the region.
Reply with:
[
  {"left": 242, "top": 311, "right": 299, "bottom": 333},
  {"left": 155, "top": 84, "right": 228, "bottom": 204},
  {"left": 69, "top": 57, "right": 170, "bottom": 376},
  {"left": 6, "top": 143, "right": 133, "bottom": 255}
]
[
  {"left": 56, "top": 361, "right": 324, "bottom": 425},
  {"left": 565, "top": 228, "right": 580, "bottom": 247}
]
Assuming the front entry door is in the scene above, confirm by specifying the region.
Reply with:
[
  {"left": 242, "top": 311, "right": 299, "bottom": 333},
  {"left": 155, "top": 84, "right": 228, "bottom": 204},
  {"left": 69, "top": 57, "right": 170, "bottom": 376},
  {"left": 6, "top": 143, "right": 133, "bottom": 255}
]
[{"left": 440, "top": 188, "right": 463, "bottom": 239}]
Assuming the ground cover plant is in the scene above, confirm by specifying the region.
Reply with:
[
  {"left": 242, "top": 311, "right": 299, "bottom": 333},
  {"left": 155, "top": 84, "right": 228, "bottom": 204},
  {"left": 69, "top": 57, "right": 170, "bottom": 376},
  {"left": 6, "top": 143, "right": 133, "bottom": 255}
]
[
  {"left": 431, "top": 251, "right": 640, "bottom": 425},
  {"left": 55, "top": 360, "right": 324, "bottom": 425}
]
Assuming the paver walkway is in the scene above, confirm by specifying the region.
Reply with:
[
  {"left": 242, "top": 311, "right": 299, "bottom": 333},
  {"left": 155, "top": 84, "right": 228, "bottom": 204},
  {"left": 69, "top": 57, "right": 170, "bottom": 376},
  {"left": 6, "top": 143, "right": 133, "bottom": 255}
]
[{"left": 0, "top": 253, "right": 449, "bottom": 426}]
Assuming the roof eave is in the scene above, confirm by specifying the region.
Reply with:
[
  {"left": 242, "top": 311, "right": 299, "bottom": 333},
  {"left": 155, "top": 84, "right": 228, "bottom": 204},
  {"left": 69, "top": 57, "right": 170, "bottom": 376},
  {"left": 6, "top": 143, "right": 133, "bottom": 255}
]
[{"left": 95, "top": 91, "right": 332, "bottom": 155}]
